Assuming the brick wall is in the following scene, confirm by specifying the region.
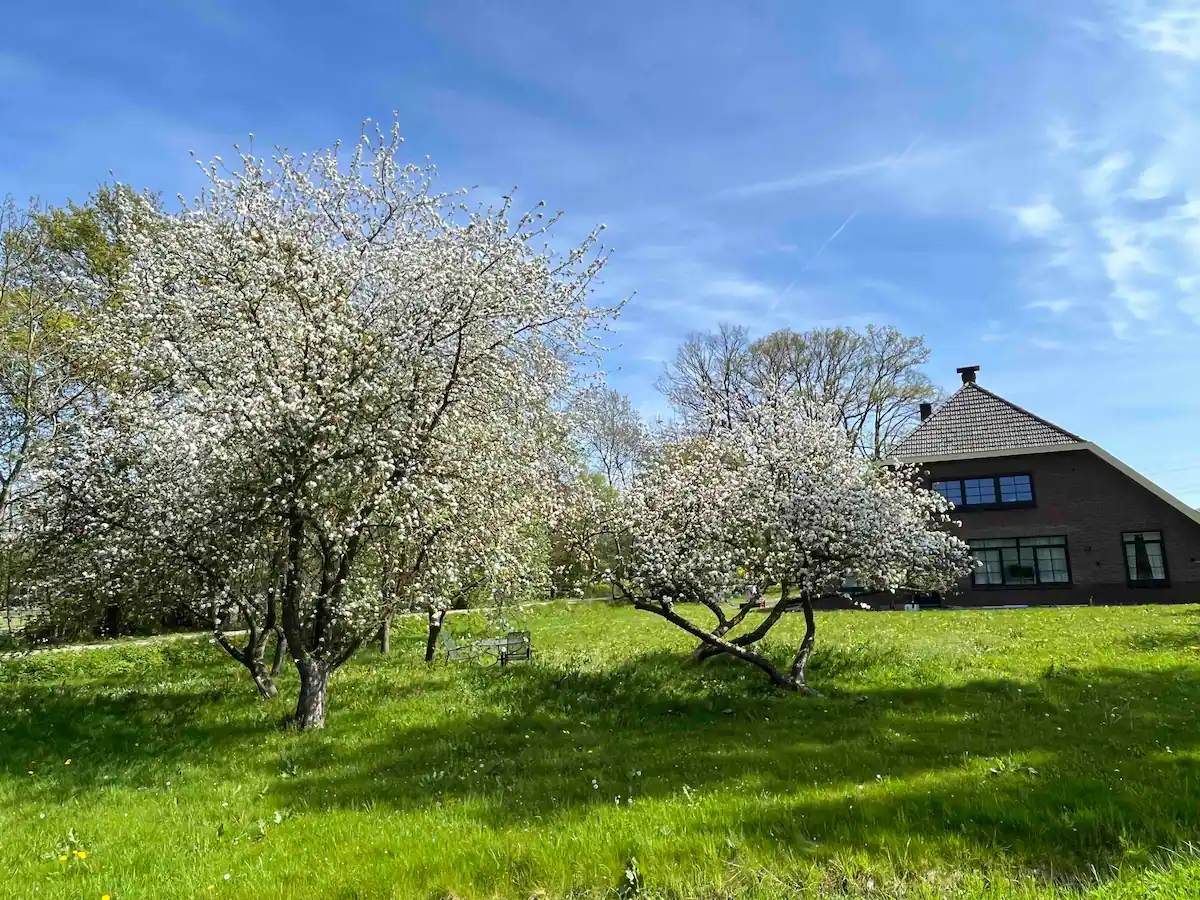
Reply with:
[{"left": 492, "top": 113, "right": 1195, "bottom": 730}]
[{"left": 923, "top": 448, "right": 1200, "bottom": 606}]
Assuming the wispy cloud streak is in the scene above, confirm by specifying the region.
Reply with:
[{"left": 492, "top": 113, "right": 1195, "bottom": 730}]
[{"left": 722, "top": 135, "right": 926, "bottom": 198}]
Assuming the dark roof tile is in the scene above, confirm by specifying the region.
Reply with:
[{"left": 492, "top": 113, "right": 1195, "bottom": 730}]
[{"left": 893, "top": 382, "right": 1082, "bottom": 459}]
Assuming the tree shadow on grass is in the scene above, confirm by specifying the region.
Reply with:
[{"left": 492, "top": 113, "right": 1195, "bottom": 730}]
[
  {"left": 4, "top": 636, "right": 1200, "bottom": 888},
  {"left": 268, "top": 649, "right": 1200, "bottom": 881},
  {"left": 0, "top": 683, "right": 278, "bottom": 780},
  {"left": 1122, "top": 630, "right": 1200, "bottom": 652},
  {"left": 0, "top": 643, "right": 284, "bottom": 785}
]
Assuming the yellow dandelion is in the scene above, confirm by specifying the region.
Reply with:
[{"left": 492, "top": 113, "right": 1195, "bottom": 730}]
[
  {"left": 65, "top": 759, "right": 72, "bottom": 765},
  {"left": 76, "top": 850, "right": 88, "bottom": 859},
  {"left": 102, "top": 895, "right": 111, "bottom": 900}
]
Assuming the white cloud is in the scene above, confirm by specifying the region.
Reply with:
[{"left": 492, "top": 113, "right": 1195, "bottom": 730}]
[
  {"left": 1129, "top": 3, "right": 1200, "bottom": 59},
  {"left": 1029, "top": 337, "right": 1065, "bottom": 350},
  {"left": 992, "top": 1, "right": 1200, "bottom": 336},
  {"left": 1013, "top": 201, "right": 1063, "bottom": 235},
  {"left": 1130, "top": 161, "right": 1175, "bottom": 199},
  {"left": 1080, "top": 153, "right": 1132, "bottom": 201},
  {"left": 1026, "top": 298, "right": 1074, "bottom": 314},
  {"left": 1045, "top": 119, "right": 1078, "bottom": 152},
  {"left": 706, "top": 277, "right": 775, "bottom": 300}
]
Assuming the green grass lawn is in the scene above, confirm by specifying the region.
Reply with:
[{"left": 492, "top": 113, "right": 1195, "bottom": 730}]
[{"left": 3, "top": 602, "right": 1200, "bottom": 899}]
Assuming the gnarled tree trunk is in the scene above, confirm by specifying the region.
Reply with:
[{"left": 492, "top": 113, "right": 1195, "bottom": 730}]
[
  {"left": 213, "top": 619, "right": 279, "bottom": 700},
  {"left": 248, "top": 652, "right": 278, "bottom": 700},
  {"left": 294, "top": 658, "right": 331, "bottom": 730},
  {"left": 270, "top": 627, "right": 286, "bottom": 677},
  {"left": 208, "top": 550, "right": 288, "bottom": 700},
  {"left": 634, "top": 584, "right": 822, "bottom": 695},
  {"left": 696, "top": 583, "right": 791, "bottom": 662},
  {"left": 788, "top": 595, "right": 819, "bottom": 694},
  {"left": 635, "top": 599, "right": 797, "bottom": 689}
]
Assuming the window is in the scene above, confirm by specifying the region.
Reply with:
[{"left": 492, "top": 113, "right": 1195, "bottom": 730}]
[
  {"left": 963, "top": 478, "right": 997, "bottom": 505},
  {"left": 968, "top": 536, "right": 1071, "bottom": 588},
  {"left": 932, "top": 474, "right": 1035, "bottom": 509},
  {"left": 1122, "top": 531, "right": 1168, "bottom": 585},
  {"left": 932, "top": 480, "right": 963, "bottom": 506},
  {"left": 998, "top": 475, "right": 1034, "bottom": 503}
]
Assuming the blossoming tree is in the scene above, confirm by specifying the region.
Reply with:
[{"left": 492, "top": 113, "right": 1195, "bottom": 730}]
[
  {"left": 614, "top": 395, "right": 972, "bottom": 693},
  {"left": 38, "top": 122, "right": 613, "bottom": 728}
]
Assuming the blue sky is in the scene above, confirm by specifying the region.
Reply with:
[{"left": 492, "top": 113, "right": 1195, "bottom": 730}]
[{"left": 5, "top": 1, "right": 1200, "bottom": 499}]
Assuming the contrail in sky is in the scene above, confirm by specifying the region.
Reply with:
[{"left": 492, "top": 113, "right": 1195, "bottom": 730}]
[
  {"left": 772, "top": 208, "right": 858, "bottom": 310},
  {"left": 771, "top": 134, "right": 922, "bottom": 311},
  {"left": 805, "top": 208, "right": 859, "bottom": 270}
]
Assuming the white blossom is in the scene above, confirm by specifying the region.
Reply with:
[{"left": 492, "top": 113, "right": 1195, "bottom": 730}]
[
  {"left": 613, "top": 394, "right": 972, "bottom": 691},
  {"left": 33, "top": 120, "right": 616, "bottom": 727}
]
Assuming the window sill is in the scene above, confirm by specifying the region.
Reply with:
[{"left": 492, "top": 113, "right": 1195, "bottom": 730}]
[
  {"left": 953, "top": 502, "right": 1037, "bottom": 512},
  {"left": 971, "top": 582, "right": 1073, "bottom": 590}
]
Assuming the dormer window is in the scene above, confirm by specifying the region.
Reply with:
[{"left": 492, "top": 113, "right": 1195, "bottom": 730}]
[{"left": 932, "top": 474, "right": 1035, "bottom": 509}]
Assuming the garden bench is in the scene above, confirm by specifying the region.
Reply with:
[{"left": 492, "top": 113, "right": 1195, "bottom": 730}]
[
  {"left": 438, "top": 631, "right": 481, "bottom": 663},
  {"left": 499, "top": 630, "right": 532, "bottom": 667},
  {"left": 439, "top": 629, "right": 533, "bottom": 667}
]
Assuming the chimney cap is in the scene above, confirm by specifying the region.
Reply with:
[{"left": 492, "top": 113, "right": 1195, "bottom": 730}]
[{"left": 956, "top": 365, "right": 980, "bottom": 384}]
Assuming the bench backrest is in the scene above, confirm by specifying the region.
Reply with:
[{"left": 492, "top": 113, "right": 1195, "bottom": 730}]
[
  {"left": 504, "top": 631, "right": 531, "bottom": 659},
  {"left": 439, "top": 631, "right": 464, "bottom": 660}
]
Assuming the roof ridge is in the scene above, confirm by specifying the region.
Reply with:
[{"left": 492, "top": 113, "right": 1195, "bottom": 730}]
[{"left": 964, "top": 382, "right": 1084, "bottom": 442}]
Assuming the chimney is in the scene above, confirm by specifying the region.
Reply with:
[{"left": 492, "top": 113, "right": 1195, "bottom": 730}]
[
  {"left": 919, "top": 402, "right": 933, "bottom": 421},
  {"left": 956, "top": 365, "right": 980, "bottom": 384}
]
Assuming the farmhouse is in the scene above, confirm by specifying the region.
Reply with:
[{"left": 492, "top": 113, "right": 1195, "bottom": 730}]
[{"left": 892, "top": 366, "right": 1200, "bottom": 606}]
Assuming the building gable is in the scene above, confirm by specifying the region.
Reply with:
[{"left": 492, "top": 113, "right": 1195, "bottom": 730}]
[{"left": 892, "top": 366, "right": 1200, "bottom": 530}]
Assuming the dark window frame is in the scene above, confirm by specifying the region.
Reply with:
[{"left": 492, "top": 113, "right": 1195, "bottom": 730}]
[
  {"left": 932, "top": 473, "right": 1036, "bottom": 511},
  {"left": 1121, "top": 530, "right": 1170, "bottom": 588},
  {"left": 968, "top": 535, "right": 1072, "bottom": 589}
]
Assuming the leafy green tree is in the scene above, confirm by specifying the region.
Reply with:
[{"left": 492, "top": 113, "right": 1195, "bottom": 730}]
[{"left": 657, "top": 323, "right": 938, "bottom": 458}]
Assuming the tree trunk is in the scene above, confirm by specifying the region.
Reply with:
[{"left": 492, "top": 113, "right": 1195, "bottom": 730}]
[
  {"left": 270, "top": 627, "right": 286, "bottom": 677},
  {"left": 250, "top": 656, "right": 279, "bottom": 700},
  {"left": 211, "top": 627, "right": 281, "bottom": 700},
  {"left": 3, "top": 566, "right": 12, "bottom": 639},
  {"left": 788, "top": 597, "right": 819, "bottom": 695},
  {"left": 692, "top": 586, "right": 764, "bottom": 658},
  {"left": 102, "top": 602, "right": 122, "bottom": 637},
  {"left": 294, "top": 659, "right": 331, "bottom": 730},
  {"left": 697, "top": 583, "right": 791, "bottom": 662},
  {"left": 378, "top": 615, "right": 392, "bottom": 655},
  {"left": 635, "top": 600, "right": 796, "bottom": 689},
  {"left": 244, "top": 626, "right": 278, "bottom": 699},
  {"left": 424, "top": 609, "right": 446, "bottom": 663}
]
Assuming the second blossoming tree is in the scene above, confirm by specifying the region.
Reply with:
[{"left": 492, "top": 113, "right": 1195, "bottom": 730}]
[{"left": 615, "top": 395, "right": 972, "bottom": 693}]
